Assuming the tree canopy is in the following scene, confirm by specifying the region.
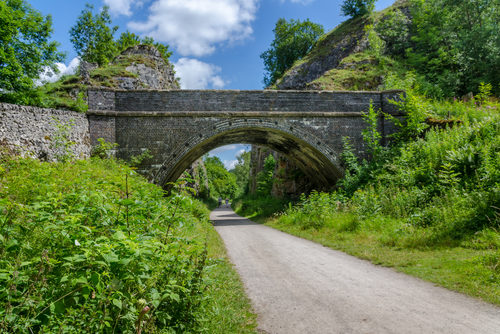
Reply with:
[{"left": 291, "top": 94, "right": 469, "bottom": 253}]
[
  {"left": 0, "top": 0, "right": 66, "bottom": 93},
  {"left": 260, "top": 18, "right": 324, "bottom": 88},
  {"left": 204, "top": 156, "right": 239, "bottom": 199},
  {"left": 69, "top": 4, "right": 118, "bottom": 66},
  {"left": 116, "top": 31, "right": 173, "bottom": 62},
  {"left": 405, "top": 0, "right": 500, "bottom": 96},
  {"left": 340, "top": 0, "right": 376, "bottom": 18},
  {"left": 232, "top": 151, "right": 251, "bottom": 194}
]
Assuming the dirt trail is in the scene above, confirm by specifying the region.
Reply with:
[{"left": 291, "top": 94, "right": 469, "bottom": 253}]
[{"left": 211, "top": 207, "right": 500, "bottom": 334}]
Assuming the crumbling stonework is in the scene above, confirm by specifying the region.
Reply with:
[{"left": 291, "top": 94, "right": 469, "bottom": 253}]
[
  {"left": 0, "top": 103, "right": 91, "bottom": 160},
  {"left": 114, "top": 45, "right": 179, "bottom": 90},
  {"left": 80, "top": 61, "right": 98, "bottom": 80}
]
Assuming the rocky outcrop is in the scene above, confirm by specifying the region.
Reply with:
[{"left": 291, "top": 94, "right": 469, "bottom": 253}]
[
  {"left": 271, "top": 154, "right": 312, "bottom": 198},
  {"left": 249, "top": 145, "right": 311, "bottom": 199},
  {"left": 276, "top": 26, "right": 369, "bottom": 90},
  {"left": 113, "top": 45, "right": 179, "bottom": 90},
  {"left": 275, "top": 0, "right": 411, "bottom": 91},
  {"left": 249, "top": 146, "right": 274, "bottom": 194},
  {"left": 184, "top": 159, "right": 210, "bottom": 197}
]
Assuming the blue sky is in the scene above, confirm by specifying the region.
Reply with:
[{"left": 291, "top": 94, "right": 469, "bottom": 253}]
[{"left": 33, "top": 0, "right": 395, "bottom": 168}]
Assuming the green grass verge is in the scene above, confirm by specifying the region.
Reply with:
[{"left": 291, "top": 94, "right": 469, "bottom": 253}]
[
  {"left": 265, "top": 213, "right": 500, "bottom": 306},
  {"left": 231, "top": 194, "right": 291, "bottom": 225},
  {"left": 233, "top": 195, "right": 500, "bottom": 306}
]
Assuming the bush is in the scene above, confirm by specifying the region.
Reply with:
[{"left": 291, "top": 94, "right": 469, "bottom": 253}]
[{"left": 0, "top": 156, "right": 214, "bottom": 333}]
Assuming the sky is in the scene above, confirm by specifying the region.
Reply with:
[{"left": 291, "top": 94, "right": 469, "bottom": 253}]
[{"left": 32, "top": 0, "right": 395, "bottom": 169}]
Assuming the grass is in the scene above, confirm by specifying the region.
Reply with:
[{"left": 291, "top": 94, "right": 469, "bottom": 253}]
[
  {"left": 34, "top": 54, "right": 155, "bottom": 112},
  {"left": 264, "top": 213, "right": 500, "bottom": 306},
  {"left": 307, "top": 52, "right": 408, "bottom": 91},
  {"left": 201, "top": 222, "right": 258, "bottom": 333},
  {"left": 231, "top": 194, "right": 292, "bottom": 225}
]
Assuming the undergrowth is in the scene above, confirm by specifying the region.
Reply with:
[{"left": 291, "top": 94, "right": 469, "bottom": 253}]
[{"left": 0, "top": 156, "right": 257, "bottom": 333}]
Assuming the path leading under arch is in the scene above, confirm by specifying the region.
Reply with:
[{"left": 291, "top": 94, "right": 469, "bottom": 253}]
[{"left": 210, "top": 207, "right": 500, "bottom": 334}]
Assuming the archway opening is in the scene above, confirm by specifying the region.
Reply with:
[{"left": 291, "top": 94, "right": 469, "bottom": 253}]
[{"left": 155, "top": 125, "right": 344, "bottom": 193}]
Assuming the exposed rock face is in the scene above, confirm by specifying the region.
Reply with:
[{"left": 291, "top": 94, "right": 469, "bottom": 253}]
[
  {"left": 184, "top": 159, "right": 210, "bottom": 197},
  {"left": 114, "top": 45, "right": 179, "bottom": 90},
  {"left": 249, "top": 146, "right": 274, "bottom": 194},
  {"left": 276, "top": 27, "right": 369, "bottom": 90},
  {"left": 271, "top": 153, "right": 312, "bottom": 198},
  {"left": 80, "top": 61, "right": 98, "bottom": 80},
  {"left": 275, "top": 0, "right": 411, "bottom": 91},
  {"left": 249, "top": 145, "right": 311, "bottom": 198}
]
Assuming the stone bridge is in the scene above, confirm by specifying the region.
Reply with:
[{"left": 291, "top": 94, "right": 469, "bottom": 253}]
[{"left": 87, "top": 89, "right": 405, "bottom": 192}]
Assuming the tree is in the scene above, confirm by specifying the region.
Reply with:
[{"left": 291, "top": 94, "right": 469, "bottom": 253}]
[
  {"left": 116, "top": 31, "right": 173, "bottom": 62},
  {"left": 69, "top": 4, "right": 118, "bottom": 66},
  {"left": 406, "top": 0, "right": 500, "bottom": 96},
  {"left": 233, "top": 151, "right": 251, "bottom": 194},
  {"left": 340, "top": 0, "right": 376, "bottom": 18},
  {"left": 257, "top": 154, "right": 276, "bottom": 196},
  {"left": 260, "top": 18, "right": 324, "bottom": 88},
  {"left": 0, "top": 0, "right": 66, "bottom": 93},
  {"left": 204, "top": 156, "right": 239, "bottom": 198}
]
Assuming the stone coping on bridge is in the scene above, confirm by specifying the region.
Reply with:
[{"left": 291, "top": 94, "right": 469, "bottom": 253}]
[
  {"left": 86, "top": 110, "right": 407, "bottom": 117},
  {"left": 88, "top": 88, "right": 405, "bottom": 94}
]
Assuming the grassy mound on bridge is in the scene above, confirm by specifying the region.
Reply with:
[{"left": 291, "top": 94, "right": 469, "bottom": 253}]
[{"left": 0, "top": 155, "right": 257, "bottom": 333}]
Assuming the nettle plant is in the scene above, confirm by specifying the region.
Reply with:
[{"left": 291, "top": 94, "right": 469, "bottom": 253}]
[{"left": 0, "top": 157, "right": 211, "bottom": 333}]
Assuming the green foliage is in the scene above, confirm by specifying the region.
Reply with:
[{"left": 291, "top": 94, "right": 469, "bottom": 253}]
[
  {"left": 69, "top": 4, "right": 118, "bottom": 66},
  {"left": 361, "top": 100, "right": 383, "bottom": 159},
  {"left": 375, "top": 9, "right": 410, "bottom": 57},
  {"left": 204, "top": 156, "right": 239, "bottom": 199},
  {"left": 91, "top": 138, "right": 118, "bottom": 159},
  {"left": 257, "top": 155, "right": 276, "bottom": 196},
  {"left": 232, "top": 193, "right": 292, "bottom": 224},
  {"left": 0, "top": 156, "right": 258, "bottom": 333},
  {"left": 128, "top": 149, "right": 153, "bottom": 168},
  {"left": 340, "top": 0, "right": 376, "bottom": 18},
  {"left": 383, "top": 72, "right": 430, "bottom": 140},
  {"left": 364, "top": 25, "right": 386, "bottom": 61},
  {"left": 0, "top": 157, "right": 203, "bottom": 332},
  {"left": 0, "top": 0, "right": 66, "bottom": 93},
  {"left": 260, "top": 18, "right": 324, "bottom": 87},
  {"left": 233, "top": 151, "right": 251, "bottom": 195},
  {"left": 115, "top": 31, "right": 173, "bottom": 62},
  {"left": 405, "top": 0, "right": 500, "bottom": 97},
  {"left": 51, "top": 118, "right": 76, "bottom": 162}
]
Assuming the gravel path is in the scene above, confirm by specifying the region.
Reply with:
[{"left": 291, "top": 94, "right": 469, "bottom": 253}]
[{"left": 211, "top": 206, "right": 500, "bottom": 334}]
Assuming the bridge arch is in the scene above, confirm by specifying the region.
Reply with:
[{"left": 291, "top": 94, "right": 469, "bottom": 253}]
[{"left": 153, "top": 118, "right": 345, "bottom": 192}]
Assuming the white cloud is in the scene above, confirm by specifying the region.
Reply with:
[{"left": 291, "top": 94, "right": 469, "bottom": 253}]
[
  {"left": 209, "top": 145, "right": 238, "bottom": 156},
  {"left": 174, "top": 58, "right": 227, "bottom": 89},
  {"left": 236, "top": 149, "right": 246, "bottom": 157},
  {"left": 37, "top": 58, "right": 80, "bottom": 85},
  {"left": 128, "top": 0, "right": 259, "bottom": 56},
  {"left": 224, "top": 159, "right": 238, "bottom": 170},
  {"left": 103, "top": 0, "right": 148, "bottom": 16}
]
